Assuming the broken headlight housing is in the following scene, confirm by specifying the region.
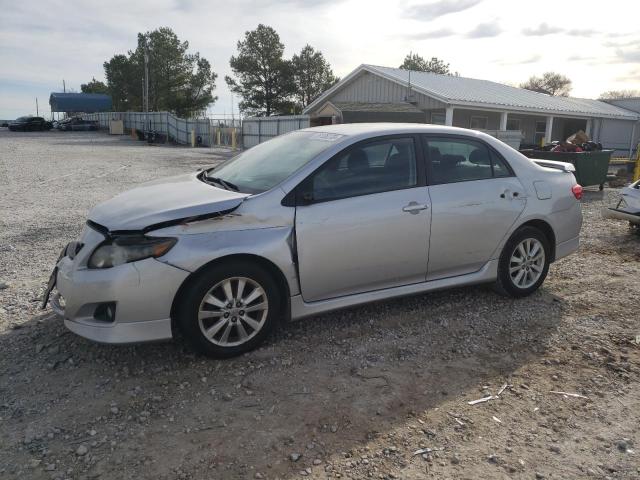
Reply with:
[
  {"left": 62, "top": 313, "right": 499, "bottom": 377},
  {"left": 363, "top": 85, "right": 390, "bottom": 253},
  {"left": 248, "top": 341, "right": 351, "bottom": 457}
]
[{"left": 88, "top": 236, "right": 177, "bottom": 269}]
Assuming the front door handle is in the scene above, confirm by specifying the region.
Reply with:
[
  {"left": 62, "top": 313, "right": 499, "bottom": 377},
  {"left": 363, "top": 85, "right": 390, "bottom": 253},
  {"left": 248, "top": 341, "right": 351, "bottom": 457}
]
[{"left": 402, "top": 202, "right": 429, "bottom": 214}]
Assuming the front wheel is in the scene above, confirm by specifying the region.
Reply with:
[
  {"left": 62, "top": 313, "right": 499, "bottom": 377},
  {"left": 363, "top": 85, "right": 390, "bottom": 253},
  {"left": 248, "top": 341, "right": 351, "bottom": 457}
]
[
  {"left": 494, "top": 226, "right": 550, "bottom": 298},
  {"left": 176, "top": 261, "right": 280, "bottom": 358}
]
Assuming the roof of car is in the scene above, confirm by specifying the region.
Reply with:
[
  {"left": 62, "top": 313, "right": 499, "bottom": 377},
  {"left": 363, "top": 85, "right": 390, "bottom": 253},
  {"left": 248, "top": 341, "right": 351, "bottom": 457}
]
[{"left": 299, "top": 123, "right": 478, "bottom": 137}]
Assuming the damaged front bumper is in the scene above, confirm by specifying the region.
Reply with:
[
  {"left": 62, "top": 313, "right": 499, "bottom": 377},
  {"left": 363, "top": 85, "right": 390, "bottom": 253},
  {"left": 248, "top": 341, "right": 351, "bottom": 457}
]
[
  {"left": 602, "top": 181, "right": 640, "bottom": 225},
  {"left": 602, "top": 207, "right": 640, "bottom": 225},
  {"left": 50, "top": 225, "right": 190, "bottom": 344}
]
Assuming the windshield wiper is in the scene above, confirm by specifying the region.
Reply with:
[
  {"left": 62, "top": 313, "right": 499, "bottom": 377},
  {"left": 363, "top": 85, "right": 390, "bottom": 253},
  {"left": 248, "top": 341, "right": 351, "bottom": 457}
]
[{"left": 202, "top": 173, "right": 239, "bottom": 191}]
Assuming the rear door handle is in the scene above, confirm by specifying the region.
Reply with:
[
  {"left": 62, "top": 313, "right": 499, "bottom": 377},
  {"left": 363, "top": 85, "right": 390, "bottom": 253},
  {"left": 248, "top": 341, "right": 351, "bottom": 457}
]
[
  {"left": 402, "top": 202, "right": 429, "bottom": 214},
  {"left": 500, "top": 189, "right": 521, "bottom": 199}
]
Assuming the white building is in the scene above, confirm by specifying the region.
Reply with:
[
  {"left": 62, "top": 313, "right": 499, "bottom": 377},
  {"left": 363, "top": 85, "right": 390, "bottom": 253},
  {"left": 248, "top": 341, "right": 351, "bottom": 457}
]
[{"left": 304, "top": 65, "right": 640, "bottom": 156}]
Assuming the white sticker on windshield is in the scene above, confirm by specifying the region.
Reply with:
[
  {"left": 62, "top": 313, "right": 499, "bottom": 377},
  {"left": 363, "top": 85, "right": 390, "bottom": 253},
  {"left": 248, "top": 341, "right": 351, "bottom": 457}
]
[{"left": 308, "top": 132, "right": 344, "bottom": 142}]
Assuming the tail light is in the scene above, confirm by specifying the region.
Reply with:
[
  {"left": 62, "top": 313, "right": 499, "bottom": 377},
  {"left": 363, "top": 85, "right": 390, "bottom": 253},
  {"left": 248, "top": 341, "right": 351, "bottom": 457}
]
[{"left": 572, "top": 184, "right": 583, "bottom": 200}]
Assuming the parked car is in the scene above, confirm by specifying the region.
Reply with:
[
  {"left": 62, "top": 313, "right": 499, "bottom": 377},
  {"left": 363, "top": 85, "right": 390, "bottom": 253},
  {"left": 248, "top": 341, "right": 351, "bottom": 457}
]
[
  {"left": 57, "top": 117, "right": 98, "bottom": 131},
  {"left": 8, "top": 116, "right": 51, "bottom": 131},
  {"left": 602, "top": 178, "right": 640, "bottom": 228},
  {"left": 44, "top": 124, "right": 583, "bottom": 357}
]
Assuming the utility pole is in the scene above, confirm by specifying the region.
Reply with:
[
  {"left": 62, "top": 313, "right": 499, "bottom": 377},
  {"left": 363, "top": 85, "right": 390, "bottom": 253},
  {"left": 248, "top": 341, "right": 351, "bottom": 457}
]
[
  {"left": 36, "top": 97, "right": 39, "bottom": 116},
  {"left": 144, "top": 43, "right": 150, "bottom": 138},
  {"left": 63, "top": 79, "right": 66, "bottom": 93},
  {"left": 231, "top": 95, "right": 234, "bottom": 126}
]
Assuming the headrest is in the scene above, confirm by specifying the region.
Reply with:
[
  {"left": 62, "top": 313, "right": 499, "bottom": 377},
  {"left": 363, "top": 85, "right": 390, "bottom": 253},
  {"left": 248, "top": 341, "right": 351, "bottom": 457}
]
[
  {"left": 469, "top": 148, "right": 489, "bottom": 165},
  {"left": 440, "top": 154, "right": 462, "bottom": 170},
  {"left": 347, "top": 149, "right": 368, "bottom": 173},
  {"left": 429, "top": 147, "right": 442, "bottom": 162}
]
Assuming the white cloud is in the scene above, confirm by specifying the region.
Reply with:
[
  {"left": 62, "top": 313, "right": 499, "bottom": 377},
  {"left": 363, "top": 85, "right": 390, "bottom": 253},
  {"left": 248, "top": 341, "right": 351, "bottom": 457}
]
[
  {"left": 466, "top": 21, "right": 502, "bottom": 38},
  {"left": 404, "top": 0, "right": 483, "bottom": 19},
  {"left": 522, "top": 23, "right": 564, "bottom": 36}
]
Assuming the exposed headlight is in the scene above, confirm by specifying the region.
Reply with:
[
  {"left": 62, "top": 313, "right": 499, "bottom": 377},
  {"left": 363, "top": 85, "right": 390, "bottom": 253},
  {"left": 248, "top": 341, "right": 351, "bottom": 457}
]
[{"left": 88, "top": 236, "right": 177, "bottom": 269}]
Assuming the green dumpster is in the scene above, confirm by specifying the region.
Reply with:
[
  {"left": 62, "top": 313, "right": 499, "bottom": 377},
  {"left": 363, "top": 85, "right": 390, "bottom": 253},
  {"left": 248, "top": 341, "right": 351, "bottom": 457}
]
[{"left": 520, "top": 150, "right": 614, "bottom": 189}]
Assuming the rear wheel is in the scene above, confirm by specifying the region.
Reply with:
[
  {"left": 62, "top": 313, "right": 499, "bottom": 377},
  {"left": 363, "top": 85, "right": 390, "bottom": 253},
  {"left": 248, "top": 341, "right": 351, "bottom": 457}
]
[
  {"left": 176, "top": 261, "right": 280, "bottom": 358},
  {"left": 494, "top": 226, "right": 550, "bottom": 297}
]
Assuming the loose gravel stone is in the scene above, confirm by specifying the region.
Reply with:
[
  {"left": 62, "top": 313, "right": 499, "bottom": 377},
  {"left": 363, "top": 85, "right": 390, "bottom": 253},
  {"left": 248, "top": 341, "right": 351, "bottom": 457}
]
[{"left": 1, "top": 130, "right": 638, "bottom": 480}]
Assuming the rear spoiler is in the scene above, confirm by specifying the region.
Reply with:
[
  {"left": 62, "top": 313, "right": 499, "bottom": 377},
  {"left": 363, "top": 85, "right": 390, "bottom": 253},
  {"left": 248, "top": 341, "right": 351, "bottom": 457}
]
[{"left": 531, "top": 158, "right": 576, "bottom": 173}]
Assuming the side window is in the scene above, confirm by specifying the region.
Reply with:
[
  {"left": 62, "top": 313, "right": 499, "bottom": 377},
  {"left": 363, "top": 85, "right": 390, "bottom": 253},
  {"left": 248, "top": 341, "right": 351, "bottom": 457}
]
[
  {"left": 307, "top": 137, "right": 418, "bottom": 202},
  {"left": 425, "top": 137, "right": 512, "bottom": 184}
]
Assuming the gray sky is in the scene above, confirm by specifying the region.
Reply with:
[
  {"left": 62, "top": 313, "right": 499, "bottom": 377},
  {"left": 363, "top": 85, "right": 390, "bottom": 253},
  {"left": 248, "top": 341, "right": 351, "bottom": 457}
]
[{"left": 1, "top": 0, "right": 638, "bottom": 119}]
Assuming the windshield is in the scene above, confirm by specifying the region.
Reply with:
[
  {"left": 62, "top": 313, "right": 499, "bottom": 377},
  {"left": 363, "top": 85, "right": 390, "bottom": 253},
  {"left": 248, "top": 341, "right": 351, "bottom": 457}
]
[
  {"left": 16, "top": 116, "right": 30, "bottom": 121},
  {"left": 207, "top": 131, "right": 345, "bottom": 193}
]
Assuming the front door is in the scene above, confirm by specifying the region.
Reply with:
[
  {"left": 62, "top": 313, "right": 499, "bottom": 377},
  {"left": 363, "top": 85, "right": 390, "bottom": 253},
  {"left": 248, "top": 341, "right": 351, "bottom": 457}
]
[
  {"left": 423, "top": 135, "right": 526, "bottom": 280},
  {"left": 295, "top": 136, "right": 431, "bottom": 302}
]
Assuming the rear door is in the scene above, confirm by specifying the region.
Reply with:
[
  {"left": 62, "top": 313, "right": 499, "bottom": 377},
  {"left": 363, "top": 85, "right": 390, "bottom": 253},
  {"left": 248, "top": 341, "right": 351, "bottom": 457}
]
[
  {"left": 295, "top": 135, "right": 431, "bottom": 302},
  {"left": 423, "top": 135, "right": 526, "bottom": 280}
]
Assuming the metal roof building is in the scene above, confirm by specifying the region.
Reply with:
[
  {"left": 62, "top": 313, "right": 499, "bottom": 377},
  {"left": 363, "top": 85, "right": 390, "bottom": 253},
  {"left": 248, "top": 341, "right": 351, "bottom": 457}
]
[
  {"left": 49, "top": 92, "right": 112, "bottom": 113},
  {"left": 605, "top": 97, "right": 640, "bottom": 114},
  {"left": 304, "top": 64, "right": 640, "bottom": 155}
]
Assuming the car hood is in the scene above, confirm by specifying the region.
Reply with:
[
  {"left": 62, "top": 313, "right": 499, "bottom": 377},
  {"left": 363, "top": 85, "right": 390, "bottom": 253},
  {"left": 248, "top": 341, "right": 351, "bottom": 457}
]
[{"left": 88, "top": 173, "right": 250, "bottom": 231}]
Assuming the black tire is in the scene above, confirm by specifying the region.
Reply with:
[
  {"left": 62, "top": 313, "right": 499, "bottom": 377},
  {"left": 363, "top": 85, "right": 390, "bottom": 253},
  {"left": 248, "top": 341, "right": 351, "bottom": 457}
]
[
  {"left": 494, "top": 226, "right": 550, "bottom": 298},
  {"left": 175, "top": 260, "right": 281, "bottom": 358}
]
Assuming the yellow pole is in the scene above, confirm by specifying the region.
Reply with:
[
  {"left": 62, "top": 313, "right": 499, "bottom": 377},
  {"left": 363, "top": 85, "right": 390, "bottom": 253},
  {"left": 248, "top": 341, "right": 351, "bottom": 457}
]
[
  {"left": 231, "top": 128, "right": 237, "bottom": 150},
  {"left": 190, "top": 129, "right": 195, "bottom": 147},
  {"left": 633, "top": 144, "right": 640, "bottom": 182},
  {"left": 217, "top": 129, "right": 221, "bottom": 146}
]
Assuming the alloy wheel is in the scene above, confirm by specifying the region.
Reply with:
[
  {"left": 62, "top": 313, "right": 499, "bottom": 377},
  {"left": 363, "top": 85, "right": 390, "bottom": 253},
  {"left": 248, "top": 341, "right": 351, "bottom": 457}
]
[
  {"left": 509, "top": 238, "right": 545, "bottom": 289},
  {"left": 197, "top": 276, "right": 269, "bottom": 347}
]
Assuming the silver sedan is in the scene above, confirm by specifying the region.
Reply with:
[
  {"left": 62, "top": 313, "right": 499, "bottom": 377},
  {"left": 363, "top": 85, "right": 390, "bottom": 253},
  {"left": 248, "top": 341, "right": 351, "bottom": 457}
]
[{"left": 45, "top": 124, "right": 583, "bottom": 357}]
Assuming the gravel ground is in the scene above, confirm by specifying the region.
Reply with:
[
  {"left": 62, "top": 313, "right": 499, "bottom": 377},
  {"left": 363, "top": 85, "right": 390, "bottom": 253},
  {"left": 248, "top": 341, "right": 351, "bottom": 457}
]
[{"left": 0, "top": 129, "right": 639, "bottom": 480}]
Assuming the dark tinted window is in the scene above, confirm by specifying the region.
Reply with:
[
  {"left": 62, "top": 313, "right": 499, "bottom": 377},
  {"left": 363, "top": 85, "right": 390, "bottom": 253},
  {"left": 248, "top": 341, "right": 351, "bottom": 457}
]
[
  {"left": 308, "top": 137, "right": 418, "bottom": 202},
  {"left": 425, "top": 137, "right": 512, "bottom": 184}
]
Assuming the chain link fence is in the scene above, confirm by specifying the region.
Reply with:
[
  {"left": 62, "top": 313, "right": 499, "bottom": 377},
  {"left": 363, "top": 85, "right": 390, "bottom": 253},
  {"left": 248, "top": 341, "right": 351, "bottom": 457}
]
[
  {"left": 82, "top": 112, "right": 311, "bottom": 149},
  {"left": 83, "top": 112, "right": 214, "bottom": 146},
  {"left": 241, "top": 115, "right": 310, "bottom": 148}
]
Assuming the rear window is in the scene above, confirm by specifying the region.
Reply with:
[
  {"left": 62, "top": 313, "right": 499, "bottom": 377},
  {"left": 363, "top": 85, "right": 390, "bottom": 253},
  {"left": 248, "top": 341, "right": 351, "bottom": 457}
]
[{"left": 425, "top": 136, "right": 513, "bottom": 184}]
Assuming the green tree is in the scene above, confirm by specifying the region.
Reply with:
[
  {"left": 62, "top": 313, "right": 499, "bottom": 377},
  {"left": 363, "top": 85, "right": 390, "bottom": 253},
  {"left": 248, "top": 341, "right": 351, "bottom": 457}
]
[
  {"left": 225, "top": 25, "right": 295, "bottom": 116},
  {"left": 104, "top": 54, "right": 139, "bottom": 111},
  {"left": 103, "top": 27, "right": 217, "bottom": 116},
  {"left": 291, "top": 45, "right": 338, "bottom": 109},
  {"left": 399, "top": 53, "right": 455, "bottom": 75},
  {"left": 520, "top": 72, "right": 572, "bottom": 96},
  {"left": 80, "top": 77, "right": 109, "bottom": 94}
]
